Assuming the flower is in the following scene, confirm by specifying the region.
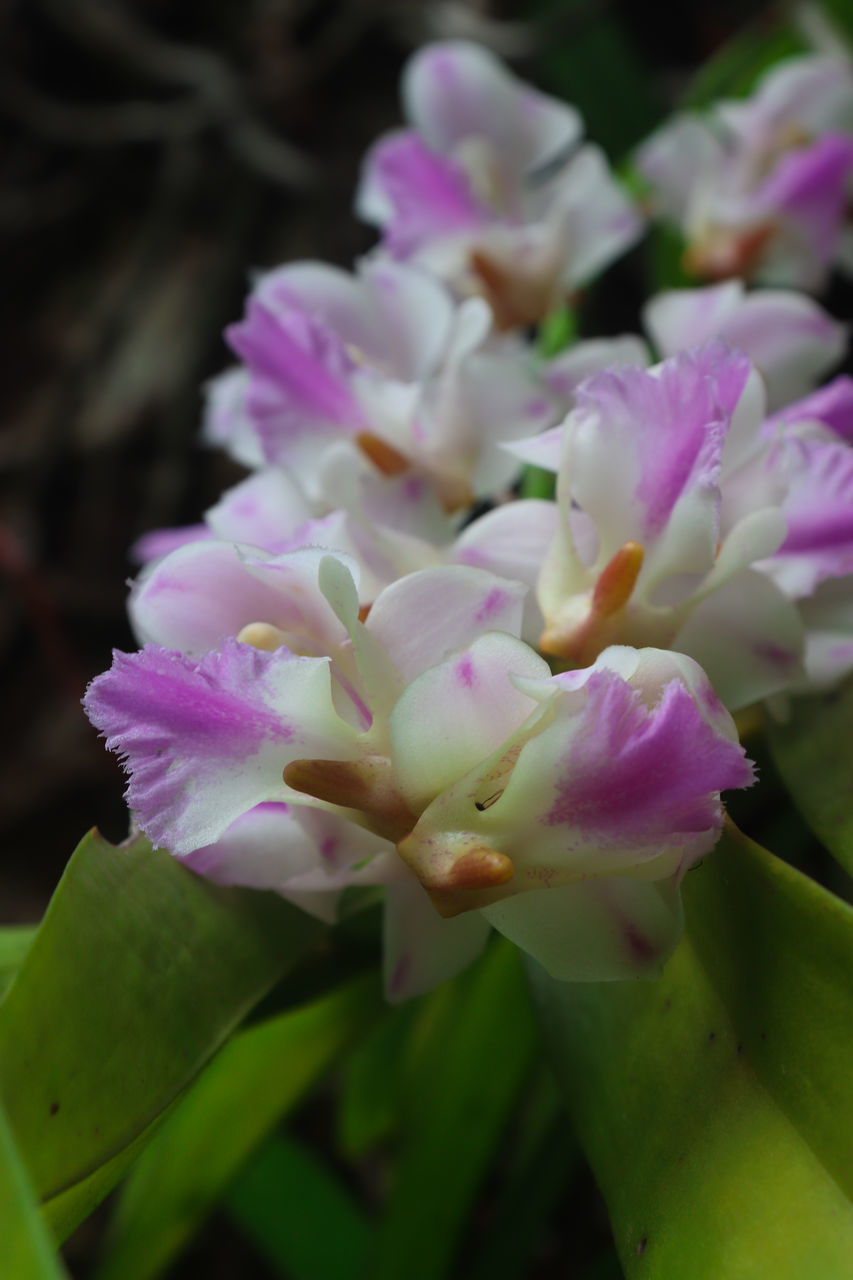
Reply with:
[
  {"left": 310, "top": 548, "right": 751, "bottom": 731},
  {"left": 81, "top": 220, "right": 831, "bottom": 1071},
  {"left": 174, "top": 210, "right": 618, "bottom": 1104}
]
[
  {"left": 356, "top": 41, "right": 642, "bottom": 327},
  {"left": 643, "top": 280, "right": 848, "bottom": 411},
  {"left": 204, "top": 255, "right": 555, "bottom": 512},
  {"left": 637, "top": 54, "right": 853, "bottom": 290},
  {"left": 498, "top": 343, "right": 807, "bottom": 708},
  {"left": 85, "top": 552, "right": 752, "bottom": 994}
]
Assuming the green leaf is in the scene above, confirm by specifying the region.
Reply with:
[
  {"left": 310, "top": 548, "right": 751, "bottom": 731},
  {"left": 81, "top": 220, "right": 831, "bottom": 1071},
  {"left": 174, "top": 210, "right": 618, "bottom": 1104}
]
[
  {"left": 818, "top": 0, "right": 853, "bottom": 47},
  {"left": 538, "top": 305, "right": 577, "bottom": 359},
  {"left": 336, "top": 1002, "right": 417, "bottom": 1159},
  {"left": 228, "top": 1133, "right": 371, "bottom": 1280},
  {"left": 0, "top": 925, "right": 37, "bottom": 1002},
  {"left": 766, "top": 679, "right": 853, "bottom": 878},
  {"left": 681, "top": 18, "right": 806, "bottom": 109},
  {"left": 466, "top": 1068, "right": 579, "bottom": 1280},
  {"left": 43, "top": 1105, "right": 181, "bottom": 1245},
  {"left": 367, "top": 939, "right": 538, "bottom": 1280},
  {"left": 95, "top": 974, "right": 381, "bottom": 1280},
  {"left": 0, "top": 1103, "right": 68, "bottom": 1279},
  {"left": 530, "top": 824, "right": 853, "bottom": 1278},
  {"left": 519, "top": 465, "right": 556, "bottom": 501},
  {"left": 0, "top": 829, "right": 323, "bottom": 1213}
]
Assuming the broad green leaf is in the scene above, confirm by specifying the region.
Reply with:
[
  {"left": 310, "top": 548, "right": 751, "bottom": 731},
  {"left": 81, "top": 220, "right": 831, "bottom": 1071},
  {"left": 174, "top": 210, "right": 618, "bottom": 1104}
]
[
  {"left": 0, "top": 925, "right": 37, "bottom": 1002},
  {"left": 44, "top": 1105, "right": 179, "bottom": 1245},
  {"left": 766, "top": 679, "right": 853, "bottom": 878},
  {"left": 466, "top": 1068, "right": 578, "bottom": 1280},
  {"left": 95, "top": 974, "right": 381, "bottom": 1280},
  {"left": 681, "top": 18, "right": 806, "bottom": 109},
  {"left": 0, "top": 1103, "right": 68, "bottom": 1279},
  {"left": 336, "top": 1002, "right": 417, "bottom": 1159},
  {"left": 367, "top": 939, "right": 538, "bottom": 1280},
  {"left": 228, "top": 1133, "right": 371, "bottom": 1280},
  {"left": 0, "top": 830, "right": 322, "bottom": 1209},
  {"left": 530, "top": 824, "right": 853, "bottom": 1278},
  {"left": 818, "top": 0, "right": 853, "bottom": 48}
]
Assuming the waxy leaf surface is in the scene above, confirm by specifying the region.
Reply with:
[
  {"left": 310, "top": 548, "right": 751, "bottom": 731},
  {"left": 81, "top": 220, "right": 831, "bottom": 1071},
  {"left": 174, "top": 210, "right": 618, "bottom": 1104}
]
[
  {"left": 0, "top": 830, "right": 322, "bottom": 1209},
  {"left": 530, "top": 825, "right": 853, "bottom": 1278},
  {"left": 767, "top": 677, "right": 853, "bottom": 877}
]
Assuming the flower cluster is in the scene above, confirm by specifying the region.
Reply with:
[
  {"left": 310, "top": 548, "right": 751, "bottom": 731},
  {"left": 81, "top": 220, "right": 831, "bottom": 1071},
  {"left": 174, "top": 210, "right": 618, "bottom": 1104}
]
[
  {"left": 86, "top": 41, "right": 853, "bottom": 999},
  {"left": 637, "top": 54, "right": 853, "bottom": 289}
]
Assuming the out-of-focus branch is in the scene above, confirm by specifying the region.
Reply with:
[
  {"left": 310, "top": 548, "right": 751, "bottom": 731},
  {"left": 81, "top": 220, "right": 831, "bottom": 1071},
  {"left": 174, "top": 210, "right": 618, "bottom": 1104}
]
[
  {"left": 26, "top": 0, "right": 316, "bottom": 186},
  {"left": 0, "top": 72, "right": 207, "bottom": 145}
]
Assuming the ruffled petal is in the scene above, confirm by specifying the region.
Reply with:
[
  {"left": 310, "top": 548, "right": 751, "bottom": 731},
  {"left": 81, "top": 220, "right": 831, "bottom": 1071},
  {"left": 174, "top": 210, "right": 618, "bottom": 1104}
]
[{"left": 84, "top": 641, "right": 359, "bottom": 854}]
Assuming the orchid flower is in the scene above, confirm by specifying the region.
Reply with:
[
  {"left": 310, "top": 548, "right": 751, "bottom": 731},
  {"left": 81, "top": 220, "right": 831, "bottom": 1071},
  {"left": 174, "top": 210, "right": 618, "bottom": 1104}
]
[
  {"left": 637, "top": 54, "right": 853, "bottom": 290},
  {"left": 202, "top": 256, "right": 555, "bottom": 513},
  {"left": 501, "top": 343, "right": 807, "bottom": 709},
  {"left": 85, "top": 551, "right": 751, "bottom": 996},
  {"left": 543, "top": 281, "right": 847, "bottom": 417},
  {"left": 356, "top": 41, "right": 642, "bottom": 328},
  {"left": 643, "top": 281, "right": 848, "bottom": 411}
]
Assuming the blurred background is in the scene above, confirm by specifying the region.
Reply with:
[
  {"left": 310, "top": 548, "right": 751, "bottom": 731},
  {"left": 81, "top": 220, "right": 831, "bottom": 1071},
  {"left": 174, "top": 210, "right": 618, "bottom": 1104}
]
[{"left": 0, "top": 1, "right": 842, "bottom": 1274}]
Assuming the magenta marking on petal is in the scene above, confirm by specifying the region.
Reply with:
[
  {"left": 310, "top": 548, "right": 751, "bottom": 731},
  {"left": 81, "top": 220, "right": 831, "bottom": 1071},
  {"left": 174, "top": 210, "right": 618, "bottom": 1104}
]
[
  {"left": 320, "top": 835, "right": 339, "bottom": 865},
  {"left": 367, "top": 132, "right": 487, "bottom": 258},
  {"left": 757, "top": 134, "right": 853, "bottom": 264},
  {"left": 333, "top": 669, "right": 373, "bottom": 731},
  {"left": 83, "top": 640, "right": 304, "bottom": 848},
  {"left": 456, "top": 655, "right": 476, "bottom": 687},
  {"left": 389, "top": 952, "right": 412, "bottom": 999},
  {"left": 524, "top": 397, "right": 551, "bottom": 418},
  {"left": 474, "top": 587, "right": 510, "bottom": 622},
  {"left": 227, "top": 300, "right": 365, "bottom": 441},
  {"left": 455, "top": 547, "right": 488, "bottom": 567},
  {"left": 752, "top": 640, "right": 800, "bottom": 672},
  {"left": 770, "top": 376, "right": 853, "bottom": 442},
  {"left": 542, "top": 672, "right": 753, "bottom": 847},
  {"left": 576, "top": 343, "right": 750, "bottom": 540}
]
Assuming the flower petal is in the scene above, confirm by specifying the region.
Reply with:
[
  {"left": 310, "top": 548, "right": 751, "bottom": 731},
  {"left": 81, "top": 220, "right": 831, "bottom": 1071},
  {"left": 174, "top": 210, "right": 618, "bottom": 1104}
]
[
  {"left": 483, "top": 874, "right": 683, "bottom": 981},
  {"left": 383, "top": 878, "right": 491, "bottom": 1002},
  {"left": 389, "top": 632, "right": 550, "bottom": 813},
  {"left": 84, "top": 641, "right": 359, "bottom": 854},
  {"left": 674, "top": 569, "right": 805, "bottom": 709},
  {"left": 366, "top": 565, "right": 526, "bottom": 683},
  {"left": 402, "top": 41, "right": 582, "bottom": 177}
]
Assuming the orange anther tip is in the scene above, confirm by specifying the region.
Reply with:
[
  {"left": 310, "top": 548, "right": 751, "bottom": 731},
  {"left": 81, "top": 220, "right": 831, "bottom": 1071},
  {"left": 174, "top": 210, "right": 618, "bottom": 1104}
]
[
  {"left": 592, "top": 542, "right": 644, "bottom": 617},
  {"left": 356, "top": 432, "right": 410, "bottom": 477},
  {"left": 445, "top": 847, "right": 514, "bottom": 891}
]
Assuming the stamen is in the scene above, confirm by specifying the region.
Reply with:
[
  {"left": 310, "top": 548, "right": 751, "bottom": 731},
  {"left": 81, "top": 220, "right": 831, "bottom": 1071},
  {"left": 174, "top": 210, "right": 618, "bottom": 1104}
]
[
  {"left": 283, "top": 756, "right": 416, "bottom": 843},
  {"left": 356, "top": 432, "right": 410, "bottom": 477},
  {"left": 237, "top": 622, "right": 289, "bottom": 651},
  {"left": 592, "top": 542, "right": 644, "bottom": 617}
]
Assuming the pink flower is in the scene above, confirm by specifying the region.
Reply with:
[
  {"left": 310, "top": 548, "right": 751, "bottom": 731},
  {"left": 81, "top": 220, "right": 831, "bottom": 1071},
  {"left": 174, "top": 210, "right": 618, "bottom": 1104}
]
[
  {"left": 205, "top": 256, "right": 555, "bottom": 512},
  {"left": 357, "top": 41, "right": 642, "bottom": 327},
  {"left": 85, "top": 555, "right": 751, "bottom": 994},
  {"left": 637, "top": 54, "right": 853, "bottom": 290}
]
